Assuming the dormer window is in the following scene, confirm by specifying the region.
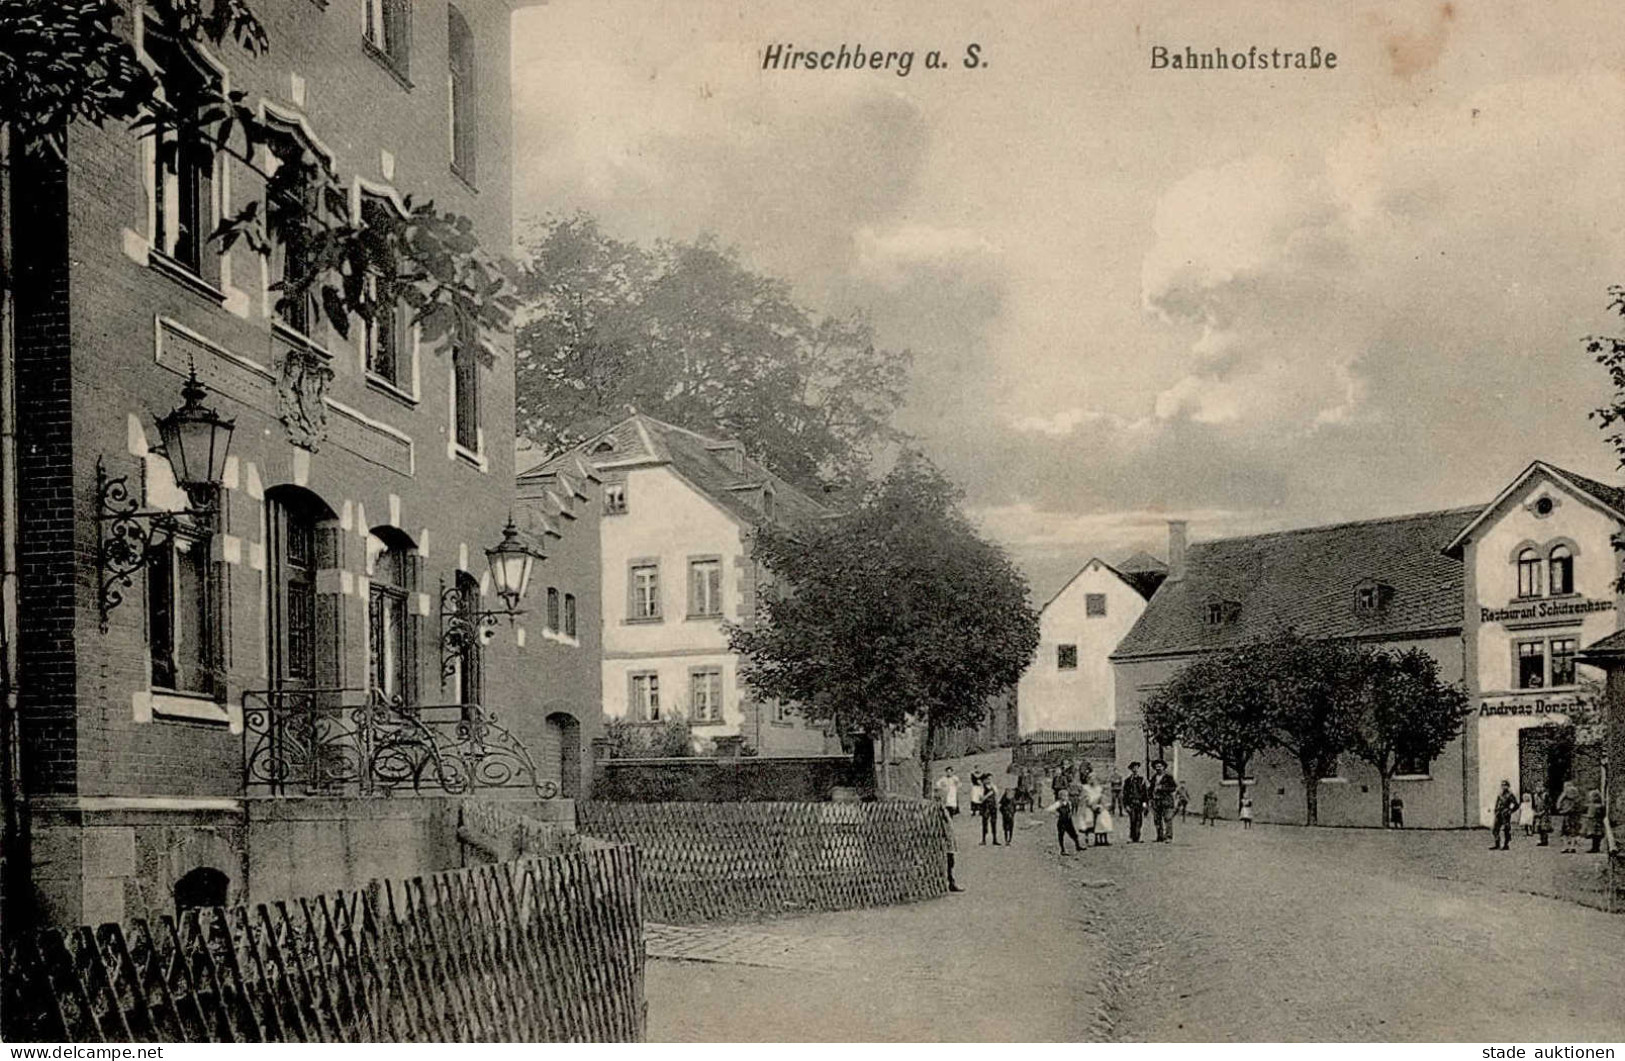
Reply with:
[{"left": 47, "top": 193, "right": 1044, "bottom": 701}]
[
  {"left": 762, "top": 486, "right": 775, "bottom": 521},
  {"left": 593, "top": 439, "right": 616, "bottom": 454},
  {"left": 1355, "top": 580, "right": 1393, "bottom": 615},
  {"left": 1204, "top": 599, "right": 1239, "bottom": 626}
]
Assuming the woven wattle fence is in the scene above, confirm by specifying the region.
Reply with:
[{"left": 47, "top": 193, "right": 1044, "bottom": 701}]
[
  {"left": 2, "top": 847, "right": 645, "bottom": 1043},
  {"left": 576, "top": 800, "right": 950, "bottom": 923}
]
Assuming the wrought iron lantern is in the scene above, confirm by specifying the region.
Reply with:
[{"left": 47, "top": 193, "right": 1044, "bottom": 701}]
[
  {"left": 440, "top": 518, "right": 543, "bottom": 683},
  {"left": 485, "top": 517, "right": 537, "bottom": 614},
  {"left": 155, "top": 368, "right": 236, "bottom": 507},
  {"left": 96, "top": 366, "right": 235, "bottom": 629}
]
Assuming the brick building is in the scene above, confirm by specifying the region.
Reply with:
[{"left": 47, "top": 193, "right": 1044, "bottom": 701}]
[{"left": 2, "top": 0, "right": 559, "bottom": 927}]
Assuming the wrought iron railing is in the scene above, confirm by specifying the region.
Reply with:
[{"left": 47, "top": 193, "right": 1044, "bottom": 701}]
[{"left": 242, "top": 687, "right": 548, "bottom": 797}]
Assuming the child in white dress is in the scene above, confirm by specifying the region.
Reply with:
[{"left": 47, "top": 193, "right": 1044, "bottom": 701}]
[
  {"left": 1239, "top": 792, "right": 1255, "bottom": 830},
  {"left": 1518, "top": 791, "right": 1535, "bottom": 835}
]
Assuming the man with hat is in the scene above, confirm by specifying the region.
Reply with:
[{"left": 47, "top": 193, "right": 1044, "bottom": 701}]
[
  {"left": 1121, "top": 761, "right": 1150, "bottom": 843},
  {"left": 1150, "top": 760, "right": 1179, "bottom": 842}
]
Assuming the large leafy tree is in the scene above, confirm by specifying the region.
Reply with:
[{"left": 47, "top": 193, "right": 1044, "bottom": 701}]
[
  {"left": 1, "top": 0, "right": 516, "bottom": 354},
  {"left": 515, "top": 215, "right": 911, "bottom": 493},
  {"left": 1344, "top": 647, "right": 1471, "bottom": 828},
  {"left": 1141, "top": 644, "right": 1277, "bottom": 815},
  {"left": 1255, "top": 632, "right": 1365, "bottom": 826},
  {"left": 728, "top": 455, "right": 1039, "bottom": 794}
]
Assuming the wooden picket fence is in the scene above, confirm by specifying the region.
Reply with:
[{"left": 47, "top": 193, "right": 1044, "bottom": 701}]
[
  {"left": 576, "top": 800, "right": 950, "bottom": 923},
  {"left": 2, "top": 846, "right": 646, "bottom": 1043}
]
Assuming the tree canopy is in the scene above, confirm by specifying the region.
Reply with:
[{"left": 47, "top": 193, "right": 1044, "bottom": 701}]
[
  {"left": 1343, "top": 647, "right": 1471, "bottom": 825},
  {"left": 2, "top": 0, "right": 515, "bottom": 355},
  {"left": 727, "top": 455, "right": 1038, "bottom": 790},
  {"left": 1145, "top": 630, "right": 1471, "bottom": 825},
  {"left": 1141, "top": 644, "right": 1277, "bottom": 813},
  {"left": 515, "top": 215, "right": 911, "bottom": 493}
]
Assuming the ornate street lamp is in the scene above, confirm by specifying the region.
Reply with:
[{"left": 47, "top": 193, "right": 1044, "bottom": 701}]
[
  {"left": 440, "top": 518, "right": 543, "bottom": 683},
  {"left": 485, "top": 517, "right": 537, "bottom": 614},
  {"left": 155, "top": 368, "right": 237, "bottom": 507},
  {"left": 97, "top": 366, "right": 235, "bottom": 629}
]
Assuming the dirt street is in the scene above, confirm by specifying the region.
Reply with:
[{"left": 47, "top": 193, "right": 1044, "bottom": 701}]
[
  {"left": 646, "top": 806, "right": 1625, "bottom": 1042},
  {"left": 1094, "top": 820, "right": 1625, "bottom": 1041}
]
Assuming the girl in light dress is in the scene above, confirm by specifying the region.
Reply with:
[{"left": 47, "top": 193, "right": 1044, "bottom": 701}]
[
  {"left": 1239, "top": 789, "right": 1255, "bottom": 830},
  {"left": 1518, "top": 791, "right": 1535, "bottom": 835}
]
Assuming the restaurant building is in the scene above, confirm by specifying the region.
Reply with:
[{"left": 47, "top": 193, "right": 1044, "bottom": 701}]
[{"left": 1112, "top": 461, "right": 1619, "bottom": 828}]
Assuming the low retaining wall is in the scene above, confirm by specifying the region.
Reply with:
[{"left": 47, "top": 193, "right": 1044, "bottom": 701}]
[
  {"left": 592, "top": 755, "right": 875, "bottom": 802},
  {"left": 577, "top": 800, "right": 949, "bottom": 923},
  {"left": 458, "top": 798, "right": 583, "bottom": 862},
  {"left": 3, "top": 847, "right": 646, "bottom": 1043}
]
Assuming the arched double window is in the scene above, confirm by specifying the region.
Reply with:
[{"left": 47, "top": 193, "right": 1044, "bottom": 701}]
[
  {"left": 1517, "top": 548, "right": 1541, "bottom": 599},
  {"left": 1549, "top": 544, "right": 1574, "bottom": 596}
]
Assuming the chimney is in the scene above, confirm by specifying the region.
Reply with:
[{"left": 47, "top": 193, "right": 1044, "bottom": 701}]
[{"left": 1167, "top": 520, "right": 1188, "bottom": 583}]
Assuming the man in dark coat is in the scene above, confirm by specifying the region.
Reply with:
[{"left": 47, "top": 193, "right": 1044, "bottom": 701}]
[
  {"left": 1150, "top": 760, "right": 1179, "bottom": 842},
  {"left": 1121, "top": 761, "right": 1150, "bottom": 843},
  {"left": 1491, "top": 779, "right": 1519, "bottom": 850}
]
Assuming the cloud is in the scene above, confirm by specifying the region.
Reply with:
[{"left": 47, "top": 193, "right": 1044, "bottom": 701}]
[{"left": 1008, "top": 406, "right": 1152, "bottom": 438}]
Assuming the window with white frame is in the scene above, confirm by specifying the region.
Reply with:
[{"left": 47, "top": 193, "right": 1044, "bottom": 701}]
[
  {"left": 690, "top": 669, "right": 723, "bottom": 723},
  {"left": 1518, "top": 640, "right": 1546, "bottom": 690},
  {"left": 262, "top": 116, "right": 331, "bottom": 336},
  {"left": 1394, "top": 748, "right": 1433, "bottom": 777},
  {"left": 148, "top": 527, "right": 221, "bottom": 699},
  {"left": 689, "top": 558, "right": 722, "bottom": 617},
  {"left": 771, "top": 699, "right": 795, "bottom": 724},
  {"left": 363, "top": 0, "right": 411, "bottom": 78},
  {"left": 144, "top": 20, "right": 218, "bottom": 279},
  {"left": 603, "top": 481, "right": 627, "bottom": 515},
  {"left": 630, "top": 562, "right": 660, "bottom": 620},
  {"left": 1056, "top": 644, "right": 1078, "bottom": 670},
  {"left": 563, "top": 592, "right": 577, "bottom": 639},
  {"left": 546, "top": 586, "right": 560, "bottom": 633},
  {"left": 631, "top": 672, "right": 660, "bottom": 721},
  {"left": 1517, "top": 548, "right": 1542, "bottom": 599},
  {"left": 361, "top": 192, "right": 409, "bottom": 392},
  {"left": 1549, "top": 544, "right": 1575, "bottom": 596},
  {"left": 1551, "top": 637, "right": 1578, "bottom": 687},
  {"left": 1085, "top": 593, "right": 1107, "bottom": 617},
  {"left": 1221, "top": 758, "right": 1255, "bottom": 783}
]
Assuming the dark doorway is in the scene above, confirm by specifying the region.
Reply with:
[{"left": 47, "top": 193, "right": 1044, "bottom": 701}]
[
  {"left": 174, "top": 866, "right": 229, "bottom": 912},
  {"left": 546, "top": 712, "right": 581, "bottom": 798},
  {"left": 1519, "top": 724, "right": 1575, "bottom": 799}
]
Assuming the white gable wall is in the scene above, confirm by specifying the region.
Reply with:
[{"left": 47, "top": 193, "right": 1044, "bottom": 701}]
[{"left": 1018, "top": 561, "right": 1148, "bottom": 735}]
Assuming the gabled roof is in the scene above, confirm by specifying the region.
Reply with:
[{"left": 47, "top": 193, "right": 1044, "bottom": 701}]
[
  {"left": 538, "top": 412, "right": 828, "bottom": 528},
  {"left": 1043, "top": 555, "right": 1163, "bottom": 611},
  {"left": 1112, "top": 505, "right": 1482, "bottom": 660},
  {"left": 1444, "top": 461, "right": 1625, "bottom": 556}
]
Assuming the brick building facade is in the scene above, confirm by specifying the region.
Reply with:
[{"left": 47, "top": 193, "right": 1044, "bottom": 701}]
[{"left": 3, "top": 0, "right": 559, "bottom": 927}]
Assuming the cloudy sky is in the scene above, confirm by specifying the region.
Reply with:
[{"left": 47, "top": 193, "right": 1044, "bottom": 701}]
[{"left": 511, "top": 0, "right": 1625, "bottom": 600}]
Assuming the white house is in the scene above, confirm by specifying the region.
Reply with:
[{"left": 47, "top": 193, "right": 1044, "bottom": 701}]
[
  {"left": 535, "top": 413, "right": 833, "bottom": 756},
  {"left": 1019, "top": 551, "right": 1166, "bottom": 737}
]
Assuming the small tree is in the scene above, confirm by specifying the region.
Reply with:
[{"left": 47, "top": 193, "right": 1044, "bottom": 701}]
[
  {"left": 1256, "top": 632, "right": 1363, "bottom": 826},
  {"left": 1141, "top": 644, "right": 1278, "bottom": 815},
  {"left": 1344, "top": 647, "right": 1472, "bottom": 827},
  {"left": 729, "top": 455, "right": 1040, "bottom": 796}
]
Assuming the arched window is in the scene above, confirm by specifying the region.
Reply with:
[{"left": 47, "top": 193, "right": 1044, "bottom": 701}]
[
  {"left": 1549, "top": 544, "right": 1574, "bottom": 596},
  {"left": 447, "top": 6, "right": 476, "bottom": 182},
  {"left": 368, "top": 528, "right": 420, "bottom": 704},
  {"left": 1517, "top": 548, "right": 1541, "bottom": 598}
]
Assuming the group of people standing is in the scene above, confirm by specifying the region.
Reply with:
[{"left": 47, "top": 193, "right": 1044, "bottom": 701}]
[
  {"left": 1490, "top": 779, "right": 1608, "bottom": 853},
  {"left": 936, "top": 756, "right": 1276, "bottom": 868}
]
